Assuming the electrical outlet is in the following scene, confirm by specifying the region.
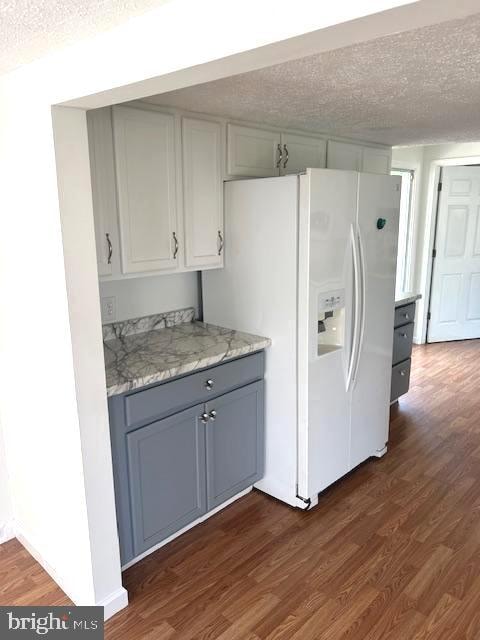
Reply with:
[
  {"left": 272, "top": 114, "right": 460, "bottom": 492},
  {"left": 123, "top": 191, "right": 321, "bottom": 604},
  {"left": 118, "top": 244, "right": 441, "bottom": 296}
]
[{"left": 101, "top": 296, "right": 116, "bottom": 322}]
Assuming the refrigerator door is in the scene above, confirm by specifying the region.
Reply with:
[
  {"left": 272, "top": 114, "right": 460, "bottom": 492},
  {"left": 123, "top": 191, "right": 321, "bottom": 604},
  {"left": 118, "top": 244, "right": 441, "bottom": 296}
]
[
  {"left": 297, "top": 169, "right": 358, "bottom": 500},
  {"left": 349, "top": 173, "right": 401, "bottom": 468}
]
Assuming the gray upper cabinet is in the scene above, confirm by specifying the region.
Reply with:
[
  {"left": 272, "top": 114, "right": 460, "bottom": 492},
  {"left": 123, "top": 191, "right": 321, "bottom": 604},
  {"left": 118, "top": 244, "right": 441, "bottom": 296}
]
[
  {"left": 126, "top": 405, "right": 206, "bottom": 557},
  {"left": 205, "top": 381, "right": 264, "bottom": 510}
]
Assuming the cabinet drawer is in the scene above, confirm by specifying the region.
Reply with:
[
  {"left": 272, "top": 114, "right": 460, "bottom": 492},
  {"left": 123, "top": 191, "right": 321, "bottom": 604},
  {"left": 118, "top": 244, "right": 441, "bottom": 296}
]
[
  {"left": 392, "top": 322, "right": 414, "bottom": 366},
  {"left": 125, "top": 352, "right": 264, "bottom": 428},
  {"left": 391, "top": 359, "right": 411, "bottom": 402},
  {"left": 394, "top": 303, "right": 415, "bottom": 328}
]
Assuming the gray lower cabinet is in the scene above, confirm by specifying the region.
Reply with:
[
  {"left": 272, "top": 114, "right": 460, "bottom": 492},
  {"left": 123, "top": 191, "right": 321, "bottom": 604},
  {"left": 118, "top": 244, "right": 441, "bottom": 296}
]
[
  {"left": 206, "top": 382, "right": 264, "bottom": 510},
  {"left": 109, "top": 352, "right": 265, "bottom": 565},
  {"left": 126, "top": 405, "right": 206, "bottom": 557}
]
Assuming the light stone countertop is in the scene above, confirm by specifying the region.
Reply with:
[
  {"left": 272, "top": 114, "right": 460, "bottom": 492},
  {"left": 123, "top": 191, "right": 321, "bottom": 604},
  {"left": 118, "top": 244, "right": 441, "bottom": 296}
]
[
  {"left": 395, "top": 292, "right": 422, "bottom": 308},
  {"left": 103, "top": 316, "right": 271, "bottom": 397}
]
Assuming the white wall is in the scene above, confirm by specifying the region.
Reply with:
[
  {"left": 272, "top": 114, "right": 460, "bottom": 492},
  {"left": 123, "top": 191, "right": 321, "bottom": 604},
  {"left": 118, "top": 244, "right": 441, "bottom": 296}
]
[
  {"left": 99, "top": 273, "right": 200, "bottom": 323},
  {"left": 0, "top": 420, "right": 13, "bottom": 543},
  {"left": 0, "top": 0, "right": 474, "bottom": 619},
  {"left": 393, "top": 141, "right": 480, "bottom": 342}
]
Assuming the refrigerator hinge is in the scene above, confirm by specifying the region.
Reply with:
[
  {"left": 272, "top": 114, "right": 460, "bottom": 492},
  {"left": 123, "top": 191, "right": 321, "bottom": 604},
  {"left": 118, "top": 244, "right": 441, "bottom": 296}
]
[
  {"left": 437, "top": 181, "right": 442, "bottom": 192},
  {"left": 432, "top": 248, "right": 437, "bottom": 259},
  {"left": 427, "top": 311, "right": 431, "bottom": 320}
]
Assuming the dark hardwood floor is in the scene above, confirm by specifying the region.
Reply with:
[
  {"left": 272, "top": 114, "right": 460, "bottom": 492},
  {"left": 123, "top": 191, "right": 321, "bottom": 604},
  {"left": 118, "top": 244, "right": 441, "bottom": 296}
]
[{"left": 2, "top": 340, "right": 480, "bottom": 639}]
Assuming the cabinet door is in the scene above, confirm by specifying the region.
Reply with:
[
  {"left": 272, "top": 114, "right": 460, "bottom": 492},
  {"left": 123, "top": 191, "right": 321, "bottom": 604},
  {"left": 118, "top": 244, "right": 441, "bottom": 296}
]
[
  {"left": 182, "top": 118, "right": 224, "bottom": 269},
  {"left": 362, "top": 147, "right": 391, "bottom": 174},
  {"left": 113, "top": 106, "right": 178, "bottom": 274},
  {"left": 327, "top": 140, "right": 363, "bottom": 171},
  {"left": 87, "top": 108, "right": 120, "bottom": 277},
  {"left": 227, "top": 124, "right": 280, "bottom": 177},
  {"left": 205, "top": 382, "right": 264, "bottom": 510},
  {"left": 126, "top": 405, "right": 206, "bottom": 557},
  {"left": 280, "top": 133, "right": 326, "bottom": 175}
]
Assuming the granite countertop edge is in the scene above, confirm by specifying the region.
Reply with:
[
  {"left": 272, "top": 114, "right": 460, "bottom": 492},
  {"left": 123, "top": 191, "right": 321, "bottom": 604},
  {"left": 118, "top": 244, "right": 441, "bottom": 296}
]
[
  {"left": 105, "top": 332, "right": 271, "bottom": 397},
  {"left": 395, "top": 293, "right": 422, "bottom": 308}
]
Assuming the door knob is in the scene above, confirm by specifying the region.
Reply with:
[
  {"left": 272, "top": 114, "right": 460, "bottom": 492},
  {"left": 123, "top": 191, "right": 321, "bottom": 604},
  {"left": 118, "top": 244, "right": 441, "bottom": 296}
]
[
  {"left": 205, "top": 379, "right": 214, "bottom": 390},
  {"left": 209, "top": 410, "right": 217, "bottom": 421},
  {"left": 200, "top": 412, "right": 209, "bottom": 424}
]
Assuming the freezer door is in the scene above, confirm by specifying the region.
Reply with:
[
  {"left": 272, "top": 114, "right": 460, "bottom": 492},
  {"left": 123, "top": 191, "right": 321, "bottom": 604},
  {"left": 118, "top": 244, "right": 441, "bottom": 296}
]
[
  {"left": 297, "top": 169, "right": 357, "bottom": 499},
  {"left": 349, "top": 173, "right": 400, "bottom": 468}
]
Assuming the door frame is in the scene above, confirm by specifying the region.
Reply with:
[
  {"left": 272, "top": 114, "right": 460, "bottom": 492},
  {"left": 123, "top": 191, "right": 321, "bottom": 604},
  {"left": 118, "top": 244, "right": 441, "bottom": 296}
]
[{"left": 418, "top": 156, "right": 480, "bottom": 344}]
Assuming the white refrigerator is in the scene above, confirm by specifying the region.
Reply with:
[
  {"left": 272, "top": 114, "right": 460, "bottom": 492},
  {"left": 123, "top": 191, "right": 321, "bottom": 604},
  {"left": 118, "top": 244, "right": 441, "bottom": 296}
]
[{"left": 202, "top": 169, "right": 401, "bottom": 509}]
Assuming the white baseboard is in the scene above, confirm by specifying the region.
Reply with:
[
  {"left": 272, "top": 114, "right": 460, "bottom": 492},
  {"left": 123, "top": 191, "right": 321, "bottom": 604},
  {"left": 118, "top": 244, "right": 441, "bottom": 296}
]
[
  {"left": 16, "top": 528, "right": 128, "bottom": 620},
  {"left": 0, "top": 519, "right": 16, "bottom": 544},
  {"left": 98, "top": 587, "right": 129, "bottom": 620}
]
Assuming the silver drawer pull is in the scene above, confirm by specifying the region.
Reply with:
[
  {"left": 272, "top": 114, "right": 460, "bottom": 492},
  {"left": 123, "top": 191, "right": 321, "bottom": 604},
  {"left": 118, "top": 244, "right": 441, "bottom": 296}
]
[
  {"left": 205, "top": 379, "right": 214, "bottom": 390},
  {"left": 400, "top": 333, "right": 408, "bottom": 339},
  {"left": 209, "top": 410, "right": 217, "bottom": 421},
  {"left": 200, "top": 412, "right": 209, "bottom": 424},
  {"left": 400, "top": 370, "right": 407, "bottom": 376},
  {"left": 403, "top": 313, "right": 410, "bottom": 320}
]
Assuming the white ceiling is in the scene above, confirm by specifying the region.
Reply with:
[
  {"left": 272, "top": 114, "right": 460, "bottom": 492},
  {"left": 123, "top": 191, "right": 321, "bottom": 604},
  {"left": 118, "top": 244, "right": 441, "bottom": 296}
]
[
  {"left": 0, "top": 0, "right": 171, "bottom": 75},
  {"left": 144, "top": 13, "right": 480, "bottom": 146}
]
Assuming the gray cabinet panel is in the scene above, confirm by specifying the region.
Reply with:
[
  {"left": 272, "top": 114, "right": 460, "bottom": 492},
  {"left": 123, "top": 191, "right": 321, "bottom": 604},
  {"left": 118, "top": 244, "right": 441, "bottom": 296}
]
[
  {"left": 126, "top": 405, "right": 206, "bottom": 557},
  {"left": 206, "top": 381, "right": 264, "bottom": 510},
  {"left": 394, "top": 303, "right": 416, "bottom": 328},
  {"left": 392, "top": 322, "right": 414, "bottom": 366},
  {"left": 125, "top": 352, "right": 264, "bottom": 428},
  {"left": 391, "top": 359, "right": 411, "bottom": 402}
]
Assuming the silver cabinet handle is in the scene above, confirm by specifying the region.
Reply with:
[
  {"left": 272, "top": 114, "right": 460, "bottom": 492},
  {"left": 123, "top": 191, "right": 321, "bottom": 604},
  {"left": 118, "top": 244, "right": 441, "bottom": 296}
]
[
  {"left": 217, "top": 230, "right": 224, "bottom": 256},
  {"left": 403, "top": 313, "right": 410, "bottom": 320},
  {"left": 205, "top": 379, "right": 214, "bottom": 390},
  {"left": 172, "top": 231, "right": 179, "bottom": 259},
  {"left": 106, "top": 233, "right": 113, "bottom": 265},
  {"left": 400, "top": 332, "right": 408, "bottom": 339},
  {"left": 283, "top": 144, "right": 289, "bottom": 168},
  {"left": 200, "top": 412, "right": 209, "bottom": 424},
  {"left": 209, "top": 410, "right": 217, "bottom": 421},
  {"left": 400, "top": 370, "right": 406, "bottom": 376},
  {"left": 276, "top": 143, "right": 283, "bottom": 168}
]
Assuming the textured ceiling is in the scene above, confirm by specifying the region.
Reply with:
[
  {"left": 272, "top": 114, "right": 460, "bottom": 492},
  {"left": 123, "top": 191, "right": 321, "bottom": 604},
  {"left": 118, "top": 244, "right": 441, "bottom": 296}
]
[
  {"left": 0, "top": 0, "right": 171, "bottom": 74},
  {"left": 144, "top": 13, "right": 480, "bottom": 146}
]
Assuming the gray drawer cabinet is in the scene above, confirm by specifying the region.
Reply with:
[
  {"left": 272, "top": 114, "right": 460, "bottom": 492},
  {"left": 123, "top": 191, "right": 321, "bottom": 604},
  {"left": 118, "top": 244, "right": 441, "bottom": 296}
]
[
  {"left": 108, "top": 352, "right": 265, "bottom": 564},
  {"left": 391, "top": 302, "right": 416, "bottom": 402}
]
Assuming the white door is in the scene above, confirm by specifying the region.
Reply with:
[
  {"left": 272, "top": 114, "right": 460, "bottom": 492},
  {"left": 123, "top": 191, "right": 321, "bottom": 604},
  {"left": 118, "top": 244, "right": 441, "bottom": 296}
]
[
  {"left": 113, "top": 106, "right": 179, "bottom": 274},
  {"left": 350, "top": 173, "right": 400, "bottom": 468},
  {"left": 182, "top": 118, "right": 223, "bottom": 269},
  {"left": 326, "top": 140, "right": 363, "bottom": 171},
  {"left": 87, "top": 108, "right": 121, "bottom": 278},
  {"left": 227, "top": 124, "right": 281, "bottom": 177},
  {"left": 362, "top": 147, "right": 391, "bottom": 174},
  {"left": 280, "top": 133, "right": 326, "bottom": 175},
  {"left": 428, "top": 166, "right": 480, "bottom": 342}
]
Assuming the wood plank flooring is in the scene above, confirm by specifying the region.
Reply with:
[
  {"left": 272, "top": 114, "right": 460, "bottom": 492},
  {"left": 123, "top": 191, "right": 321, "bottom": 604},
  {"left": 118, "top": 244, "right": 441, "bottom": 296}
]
[{"left": 2, "top": 340, "right": 480, "bottom": 638}]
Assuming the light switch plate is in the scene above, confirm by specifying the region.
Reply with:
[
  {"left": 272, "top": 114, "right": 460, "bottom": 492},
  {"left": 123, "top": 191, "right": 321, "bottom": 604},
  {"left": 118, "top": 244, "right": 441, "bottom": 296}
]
[{"left": 101, "top": 296, "right": 116, "bottom": 322}]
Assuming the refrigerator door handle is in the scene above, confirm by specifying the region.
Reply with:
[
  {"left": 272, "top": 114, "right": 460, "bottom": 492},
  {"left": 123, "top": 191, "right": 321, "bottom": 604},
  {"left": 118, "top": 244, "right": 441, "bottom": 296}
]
[
  {"left": 351, "top": 228, "right": 366, "bottom": 385},
  {"left": 346, "top": 225, "right": 361, "bottom": 391}
]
